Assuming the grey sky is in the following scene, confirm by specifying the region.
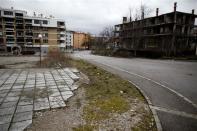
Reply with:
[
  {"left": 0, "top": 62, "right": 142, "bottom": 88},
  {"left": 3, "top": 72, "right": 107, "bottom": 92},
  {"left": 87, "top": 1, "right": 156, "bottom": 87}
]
[{"left": 0, "top": 0, "right": 197, "bottom": 35}]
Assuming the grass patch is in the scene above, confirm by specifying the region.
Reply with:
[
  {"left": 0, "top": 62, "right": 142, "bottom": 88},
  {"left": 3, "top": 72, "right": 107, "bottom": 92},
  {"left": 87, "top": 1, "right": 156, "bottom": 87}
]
[
  {"left": 72, "top": 125, "right": 96, "bottom": 131},
  {"left": 132, "top": 108, "right": 156, "bottom": 131},
  {"left": 83, "top": 95, "right": 129, "bottom": 121},
  {"left": 71, "top": 60, "right": 149, "bottom": 125}
]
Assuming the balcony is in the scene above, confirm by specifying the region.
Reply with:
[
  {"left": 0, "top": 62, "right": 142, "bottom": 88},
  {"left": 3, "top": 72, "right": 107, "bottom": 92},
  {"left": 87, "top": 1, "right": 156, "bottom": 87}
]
[
  {"left": 25, "top": 33, "right": 33, "bottom": 37},
  {"left": 58, "top": 25, "right": 65, "bottom": 29},
  {"left": 4, "top": 21, "right": 14, "bottom": 24},
  {"left": 5, "top": 25, "right": 14, "bottom": 30},
  {"left": 60, "top": 31, "right": 65, "bottom": 35},
  {"left": 59, "top": 37, "right": 65, "bottom": 41},
  {"left": 6, "top": 34, "right": 14, "bottom": 37},
  {"left": 6, "top": 41, "right": 15, "bottom": 44}
]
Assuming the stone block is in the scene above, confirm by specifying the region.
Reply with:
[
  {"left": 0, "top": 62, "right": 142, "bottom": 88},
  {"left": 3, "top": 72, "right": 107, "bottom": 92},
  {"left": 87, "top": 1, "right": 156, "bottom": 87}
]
[
  {"left": 0, "top": 107, "right": 15, "bottom": 115},
  {"left": 16, "top": 105, "right": 33, "bottom": 113},
  {"left": 12, "top": 111, "right": 32, "bottom": 122},
  {"left": 0, "top": 114, "right": 12, "bottom": 124},
  {"left": 0, "top": 123, "right": 9, "bottom": 131},
  {"left": 9, "top": 119, "right": 32, "bottom": 131}
]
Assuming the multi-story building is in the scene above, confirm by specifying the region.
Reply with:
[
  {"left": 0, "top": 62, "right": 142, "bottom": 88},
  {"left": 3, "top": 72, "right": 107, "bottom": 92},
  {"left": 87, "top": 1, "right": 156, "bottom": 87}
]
[
  {"left": 65, "top": 30, "right": 74, "bottom": 49},
  {"left": 73, "top": 32, "right": 90, "bottom": 49},
  {"left": 0, "top": 7, "right": 66, "bottom": 54},
  {"left": 114, "top": 3, "right": 197, "bottom": 56}
]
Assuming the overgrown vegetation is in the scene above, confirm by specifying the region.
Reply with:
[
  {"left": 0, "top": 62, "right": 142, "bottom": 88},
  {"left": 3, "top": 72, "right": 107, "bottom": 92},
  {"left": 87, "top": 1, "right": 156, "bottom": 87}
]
[
  {"left": 72, "top": 59, "right": 156, "bottom": 130},
  {"left": 39, "top": 49, "right": 72, "bottom": 67}
]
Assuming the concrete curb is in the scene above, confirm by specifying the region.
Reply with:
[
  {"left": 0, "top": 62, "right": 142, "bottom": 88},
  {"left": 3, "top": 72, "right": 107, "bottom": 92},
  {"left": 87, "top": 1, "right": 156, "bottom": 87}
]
[{"left": 128, "top": 81, "right": 163, "bottom": 131}]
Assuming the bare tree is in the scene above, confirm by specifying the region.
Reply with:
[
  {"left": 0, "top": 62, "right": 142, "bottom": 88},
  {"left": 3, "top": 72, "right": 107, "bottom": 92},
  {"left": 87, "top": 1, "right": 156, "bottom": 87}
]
[
  {"left": 140, "top": 4, "right": 152, "bottom": 19},
  {"left": 132, "top": 3, "right": 152, "bottom": 20}
]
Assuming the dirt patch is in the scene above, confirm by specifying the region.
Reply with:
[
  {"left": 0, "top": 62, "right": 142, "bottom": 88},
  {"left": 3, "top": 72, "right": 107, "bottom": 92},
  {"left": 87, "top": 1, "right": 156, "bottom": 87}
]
[
  {"left": 26, "top": 87, "right": 87, "bottom": 131},
  {"left": 0, "top": 56, "right": 39, "bottom": 69}
]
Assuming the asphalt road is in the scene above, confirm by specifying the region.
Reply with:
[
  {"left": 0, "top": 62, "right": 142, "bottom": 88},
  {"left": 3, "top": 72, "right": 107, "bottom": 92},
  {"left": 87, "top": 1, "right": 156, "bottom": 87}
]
[{"left": 73, "top": 51, "right": 197, "bottom": 131}]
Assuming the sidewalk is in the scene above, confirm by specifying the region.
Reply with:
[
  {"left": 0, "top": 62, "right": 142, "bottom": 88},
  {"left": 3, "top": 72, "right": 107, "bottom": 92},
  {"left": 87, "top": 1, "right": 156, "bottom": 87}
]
[{"left": 0, "top": 68, "right": 80, "bottom": 131}]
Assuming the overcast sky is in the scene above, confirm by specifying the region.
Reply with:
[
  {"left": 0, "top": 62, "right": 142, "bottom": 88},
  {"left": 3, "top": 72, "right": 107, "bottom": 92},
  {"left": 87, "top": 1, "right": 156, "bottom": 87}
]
[{"left": 0, "top": 0, "right": 196, "bottom": 35}]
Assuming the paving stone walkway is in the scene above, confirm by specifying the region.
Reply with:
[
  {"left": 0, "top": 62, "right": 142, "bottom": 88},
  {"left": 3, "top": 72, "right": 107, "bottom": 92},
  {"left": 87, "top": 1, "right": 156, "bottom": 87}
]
[{"left": 0, "top": 68, "right": 80, "bottom": 131}]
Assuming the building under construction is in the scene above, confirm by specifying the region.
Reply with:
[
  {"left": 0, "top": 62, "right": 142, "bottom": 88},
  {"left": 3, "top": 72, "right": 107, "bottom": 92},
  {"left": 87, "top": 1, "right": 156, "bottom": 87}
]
[{"left": 114, "top": 3, "right": 197, "bottom": 56}]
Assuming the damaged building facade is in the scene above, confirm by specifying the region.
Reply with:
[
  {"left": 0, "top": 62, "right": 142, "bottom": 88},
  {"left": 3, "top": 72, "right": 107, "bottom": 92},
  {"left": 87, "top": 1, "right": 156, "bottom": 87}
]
[{"left": 114, "top": 3, "right": 197, "bottom": 56}]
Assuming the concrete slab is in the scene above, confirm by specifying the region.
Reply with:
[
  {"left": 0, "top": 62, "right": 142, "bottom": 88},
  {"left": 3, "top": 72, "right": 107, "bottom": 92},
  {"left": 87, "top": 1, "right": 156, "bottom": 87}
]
[
  {"left": 0, "top": 114, "right": 12, "bottom": 124},
  {"left": 16, "top": 105, "right": 33, "bottom": 113},
  {"left": 0, "top": 123, "right": 9, "bottom": 131},
  {"left": 0, "top": 107, "right": 15, "bottom": 115},
  {"left": 0, "top": 101, "right": 18, "bottom": 108},
  {"left": 0, "top": 68, "right": 82, "bottom": 131},
  {"left": 4, "top": 96, "right": 20, "bottom": 102},
  {"left": 12, "top": 111, "right": 32, "bottom": 122},
  {"left": 9, "top": 119, "right": 32, "bottom": 131}
]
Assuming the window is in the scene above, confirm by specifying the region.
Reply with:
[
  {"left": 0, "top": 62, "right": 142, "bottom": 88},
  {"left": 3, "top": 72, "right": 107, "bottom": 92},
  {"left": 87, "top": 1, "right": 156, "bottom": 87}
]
[
  {"left": 34, "top": 20, "right": 40, "bottom": 24},
  {"left": 42, "top": 27, "right": 48, "bottom": 31},
  {"left": 43, "top": 33, "right": 48, "bottom": 38},
  {"left": 43, "top": 39, "right": 48, "bottom": 43},
  {"left": 33, "top": 26, "right": 40, "bottom": 30},
  {"left": 34, "top": 33, "right": 39, "bottom": 37},
  {"left": 35, "top": 39, "right": 40, "bottom": 43},
  {"left": 43, "top": 20, "right": 48, "bottom": 25},
  {"left": 4, "top": 11, "right": 13, "bottom": 16}
]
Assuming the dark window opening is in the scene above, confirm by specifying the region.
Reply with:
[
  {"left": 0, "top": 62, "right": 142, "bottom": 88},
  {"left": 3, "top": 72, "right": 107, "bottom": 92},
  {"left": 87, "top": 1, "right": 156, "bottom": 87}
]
[
  {"left": 4, "top": 11, "right": 13, "bottom": 16},
  {"left": 34, "top": 20, "right": 40, "bottom": 24},
  {"left": 43, "top": 20, "right": 48, "bottom": 25}
]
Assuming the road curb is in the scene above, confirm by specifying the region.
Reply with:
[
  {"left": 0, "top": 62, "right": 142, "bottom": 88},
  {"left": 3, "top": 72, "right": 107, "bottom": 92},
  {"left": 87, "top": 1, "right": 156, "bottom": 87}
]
[{"left": 128, "top": 81, "right": 163, "bottom": 131}]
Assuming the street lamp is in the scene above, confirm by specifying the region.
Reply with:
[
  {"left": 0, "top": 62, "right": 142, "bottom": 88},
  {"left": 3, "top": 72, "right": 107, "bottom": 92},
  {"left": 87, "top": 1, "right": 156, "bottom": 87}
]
[{"left": 38, "top": 34, "right": 42, "bottom": 67}]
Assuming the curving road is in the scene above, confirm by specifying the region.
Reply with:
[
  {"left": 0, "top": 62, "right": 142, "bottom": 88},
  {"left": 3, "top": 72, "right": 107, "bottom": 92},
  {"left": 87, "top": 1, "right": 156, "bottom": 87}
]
[{"left": 73, "top": 51, "right": 197, "bottom": 131}]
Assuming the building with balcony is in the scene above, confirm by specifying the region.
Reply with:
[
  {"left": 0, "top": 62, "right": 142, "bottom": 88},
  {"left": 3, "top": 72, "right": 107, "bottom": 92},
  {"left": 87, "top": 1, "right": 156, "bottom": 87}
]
[
  {"left": 114, "top": 3, "right": 197, "bottom": 56},
  {"left": 65, "top": 30, "right": 74, "bottom": 49},
  {"left": 0, "top": 7, "right": 66, "bottom": 54}
]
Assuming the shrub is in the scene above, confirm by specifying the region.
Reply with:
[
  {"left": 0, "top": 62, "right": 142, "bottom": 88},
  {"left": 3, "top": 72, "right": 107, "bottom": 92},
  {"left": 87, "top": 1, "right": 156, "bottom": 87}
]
[{"left": 40, "top": 49, "right": 72, "bottom": 68}]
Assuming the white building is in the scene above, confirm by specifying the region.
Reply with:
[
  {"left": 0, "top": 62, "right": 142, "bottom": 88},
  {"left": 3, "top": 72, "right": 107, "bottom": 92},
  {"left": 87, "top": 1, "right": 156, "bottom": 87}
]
[{"left": 65, "top": 30, "right": 74, "bottom": 49}]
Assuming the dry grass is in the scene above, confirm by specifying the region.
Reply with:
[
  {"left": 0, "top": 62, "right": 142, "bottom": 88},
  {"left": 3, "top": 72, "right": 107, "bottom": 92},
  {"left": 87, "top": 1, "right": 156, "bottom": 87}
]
[
  {"left": 72, "top": 60, "right": 156, "bottom": 130},
  {"left": 39, "top": 49, "right": 72, "bottom": 68}
]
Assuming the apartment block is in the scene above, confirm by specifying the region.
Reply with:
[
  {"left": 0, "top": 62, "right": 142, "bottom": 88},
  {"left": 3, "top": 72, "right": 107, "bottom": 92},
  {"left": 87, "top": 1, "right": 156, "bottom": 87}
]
[
  {"left": 65, "top": 30, "right": 74, "bottom": 49},
  {"left": 0, "top": 7, "right": 66, "bottom": 54},
  {"left": 73, "top": 32, "right": 90, "bottom": 49},
  {"left": 114, "top": 3, "right": 197, "bottom": 56}
]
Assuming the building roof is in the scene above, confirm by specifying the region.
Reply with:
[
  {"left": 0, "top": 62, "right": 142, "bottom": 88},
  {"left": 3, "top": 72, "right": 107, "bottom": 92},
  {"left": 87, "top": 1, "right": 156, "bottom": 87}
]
[{"left": 115, "top": 11, "right": 197, "bottom": 26}]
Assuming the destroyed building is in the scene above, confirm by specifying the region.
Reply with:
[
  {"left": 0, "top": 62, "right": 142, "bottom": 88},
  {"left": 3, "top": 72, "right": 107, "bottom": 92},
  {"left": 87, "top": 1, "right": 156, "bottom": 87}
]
[{"left": 114, "top": 3, "right": 197, "bottom": 56}]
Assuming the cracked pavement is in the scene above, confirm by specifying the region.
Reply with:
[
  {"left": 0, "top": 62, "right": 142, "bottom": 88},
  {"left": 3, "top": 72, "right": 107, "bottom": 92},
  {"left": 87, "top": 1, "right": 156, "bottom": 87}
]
[{"left": 0, "top": 68, "right": 79, "bottom": 131}]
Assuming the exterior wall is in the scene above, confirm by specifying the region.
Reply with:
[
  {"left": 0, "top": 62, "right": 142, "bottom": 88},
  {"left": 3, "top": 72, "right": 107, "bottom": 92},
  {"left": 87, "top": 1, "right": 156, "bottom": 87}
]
[
  {"left": 115, "top": 11, "right": 197, "bottom": 56},
  {"left": 73, "top": 32, "right": 90, "bottom": 49},
  {"left": 48, "top": 28, "right": 57, "bottom": 46},
  {"left": 65, "top": 31, "right": 74, "bottom": 49},
  {"left": 0, "top": 7, "right": 66, "bottom": 53}
]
